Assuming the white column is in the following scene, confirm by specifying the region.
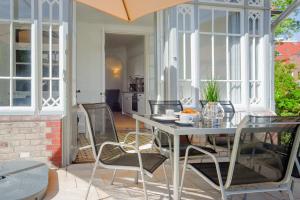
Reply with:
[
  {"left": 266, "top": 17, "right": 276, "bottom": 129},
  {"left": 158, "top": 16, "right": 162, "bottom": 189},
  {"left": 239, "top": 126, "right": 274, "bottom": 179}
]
[
  {"left": 167, "top": 27, "right": 178, "bottom": 100},
  {"left": 191, "top": 31, "right": 200, "bottom": 108}
]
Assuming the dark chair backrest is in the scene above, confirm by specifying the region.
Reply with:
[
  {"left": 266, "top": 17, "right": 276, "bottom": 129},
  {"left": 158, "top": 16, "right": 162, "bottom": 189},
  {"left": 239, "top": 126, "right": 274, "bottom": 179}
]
[
  {"left": 226, "top": 116, "right": 300, "bottom": 188},
  {"left": 200, "top": 100, "right": 235, "bottom": 113},
  {"left": 148, "top": 100, "right": 190, "bottom": 147},
  {"left": 80, "top": 103, "right": 124, "bottom": 162},
  {"left": 149, "top": 100, "right": 183, "bottom": 115}
]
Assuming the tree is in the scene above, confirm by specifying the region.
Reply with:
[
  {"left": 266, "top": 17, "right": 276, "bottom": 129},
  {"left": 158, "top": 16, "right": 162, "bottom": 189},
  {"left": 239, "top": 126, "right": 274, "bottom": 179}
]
[
  {"left": 272, "top": 0, "right": 300, "bottom": 39},
  {"left": 274, "top": 61, "right": 300, "bottom": 116}
]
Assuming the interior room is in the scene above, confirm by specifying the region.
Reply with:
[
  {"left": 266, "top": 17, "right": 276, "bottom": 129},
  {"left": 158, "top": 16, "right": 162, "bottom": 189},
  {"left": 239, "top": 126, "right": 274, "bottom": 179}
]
[{"left": 105, "top": 33, "right": 146, "bottom": 117}]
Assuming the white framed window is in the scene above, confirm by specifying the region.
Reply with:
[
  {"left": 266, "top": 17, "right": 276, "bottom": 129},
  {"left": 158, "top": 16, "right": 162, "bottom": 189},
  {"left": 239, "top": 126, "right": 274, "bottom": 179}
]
[
  {"left": 40, "top": 0, "right": 63, "bottom": 110},
  {"left": 0, "top": 0, "right": 34, "bottom": 111},
  {"left": 198, "top": 0, "right": 244, "bottom": 6},
  {"left": 177, "top": 5, "right": 193, "bottom": 81},
  {"left": 177, "top": 5, "right": 194, "bottom": 100},
  {"left": 248, "top": 0, "right": 264, "bottom": 7},
  {"left": 248, "top": 10, "right": 263, "bottom": 106},
  {"left": 198, "top": 6, "right": 243, "bottom": 104}
]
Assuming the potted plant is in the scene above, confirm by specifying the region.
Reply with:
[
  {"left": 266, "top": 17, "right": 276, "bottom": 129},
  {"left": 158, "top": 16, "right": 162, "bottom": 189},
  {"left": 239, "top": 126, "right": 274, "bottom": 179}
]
[{"left": 202, "top": 81, "right": 225, "bottom": 124}]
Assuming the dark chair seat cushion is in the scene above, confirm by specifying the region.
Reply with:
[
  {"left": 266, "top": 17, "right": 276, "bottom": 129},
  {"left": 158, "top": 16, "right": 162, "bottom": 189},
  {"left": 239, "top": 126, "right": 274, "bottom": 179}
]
[
  {"left": 102, "top": 153, "right": 167, "bottom": 174},
  {"left": 292, "top": 157, "right": 300, "bottom": 178},
  {"left": 190, "top": 162, "right": 270, "bottom": 186}
]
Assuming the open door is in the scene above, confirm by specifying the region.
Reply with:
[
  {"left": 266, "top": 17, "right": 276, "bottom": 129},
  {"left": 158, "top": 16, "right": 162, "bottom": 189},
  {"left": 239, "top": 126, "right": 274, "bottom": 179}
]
[
  {"left": 76, "top": 24, "right": 105, "bottom": 104},
  {"left": 76, "top": 22, "right": 106, "bottom": 135}
]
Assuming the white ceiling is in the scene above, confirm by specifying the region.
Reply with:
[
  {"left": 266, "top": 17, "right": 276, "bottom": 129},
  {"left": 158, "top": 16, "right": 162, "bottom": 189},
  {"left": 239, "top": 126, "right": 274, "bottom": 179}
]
[{"left": 76, "top": 3, "right": 154, "bottom": 27}]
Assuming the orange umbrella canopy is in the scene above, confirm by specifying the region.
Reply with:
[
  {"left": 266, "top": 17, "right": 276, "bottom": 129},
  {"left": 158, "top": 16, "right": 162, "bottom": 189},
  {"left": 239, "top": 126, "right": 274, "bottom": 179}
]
[{"left": 77, "top": 0, "right": 191, "bottom": 22}]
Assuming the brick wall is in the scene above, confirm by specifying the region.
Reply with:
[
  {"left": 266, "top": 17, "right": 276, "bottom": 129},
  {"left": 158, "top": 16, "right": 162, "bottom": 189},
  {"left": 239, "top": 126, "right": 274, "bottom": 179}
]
[{"left": 0, "top": 116, "right": 62, "bottom": 168}]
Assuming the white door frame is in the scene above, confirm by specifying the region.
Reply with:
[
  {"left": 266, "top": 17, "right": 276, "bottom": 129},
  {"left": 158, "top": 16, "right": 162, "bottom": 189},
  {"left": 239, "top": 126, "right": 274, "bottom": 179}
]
[{"left": 102, "top": 26, "right": 154, "bottom": 114}]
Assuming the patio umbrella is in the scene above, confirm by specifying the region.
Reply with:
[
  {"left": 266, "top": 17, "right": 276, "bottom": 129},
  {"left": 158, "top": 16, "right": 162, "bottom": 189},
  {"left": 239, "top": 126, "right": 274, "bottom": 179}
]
[{"left": 76, "top": 0, "right": 191, "bottom": 22}]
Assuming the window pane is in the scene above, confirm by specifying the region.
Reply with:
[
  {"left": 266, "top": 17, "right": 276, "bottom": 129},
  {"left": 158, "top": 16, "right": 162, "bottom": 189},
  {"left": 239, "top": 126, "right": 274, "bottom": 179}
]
[
  {"left": 178, "top": 12, "right": 183, "bottom": 31},
  {"left": 16, "top": 50, "right": 31, "bottom": 63},
  {"left": 0, "top": 24, "right": 10, "bottom": 77},
  {"left": 255, "top": 17, "right": 260, "bottom": 35},
  {"left": 52, "top": 2, "right": 60, "bottom": 21},
  {"left": 178, "top": 33, "right": 184, "bottom": 79},
  {"left": 249, "top": 37, "right": 254, "bottom": 80},
  {"left": 43, "top": 51, "right": 49, "bottom": 77},
  {"left": 0, "top": 79, "right": 10, "bottom": 106},
  {"left": 13, "top": 80, "right": 31, "bottom": 106},
  {"left": 228, "top": 12, "right": 240, "bottom": 34},
  {"left": 218, "top": 81, "right": 227, "bottom": 100},
  {"left": 200, "top": 35, "right": 212, "bottom": 79},
  {"left": 229, "top": 36, "right": 241, "bottom": 80},
  {"left": 14, "top": 64, "right": 31, "bottom": 77},
  {"left": 42, "top": 80, "right": 50, "bottom": 100},
  {"left": 185, "top": 33, "right": 191, "bottom": 79},
  {"left": 199, "top": 9, "right": 212, "bottom": 32},
  {"left": 0, "top": 0, "right": 10, "bottom": 19},
  {"left": 214, "top": 36, "right": 226, "bottom": 80},
  {"left": 52, "top": 80, "right": 59, "bottom": 100},
  {"left": 255, "top": 38, "right": 259, "bottom": 79},
  {"left": 185, "top": 14, "right": 191, "bottom": 31},
  {"left": 230, "top": 82, "right": 241, "bottom": 104},
  {"left": 16, "top": 29, "right": 31, "bottom": 43},
  {"left": 214, "top": 10, "right": 226, "bottom": 33},
  {"left": 14, "top": 0, "right": 31, "bottom": 20},
  {"left": 42, "top": 2, "right": 50, "bottom": 21},
  {"left": 249, "top": 17, "right": 253, "bottom": 35}
]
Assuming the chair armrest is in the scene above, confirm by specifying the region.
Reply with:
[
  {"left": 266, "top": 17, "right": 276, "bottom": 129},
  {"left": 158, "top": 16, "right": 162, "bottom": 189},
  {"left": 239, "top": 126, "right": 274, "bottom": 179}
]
[{"left": 184, "top": 145, "right": 225, "bottom": 188}]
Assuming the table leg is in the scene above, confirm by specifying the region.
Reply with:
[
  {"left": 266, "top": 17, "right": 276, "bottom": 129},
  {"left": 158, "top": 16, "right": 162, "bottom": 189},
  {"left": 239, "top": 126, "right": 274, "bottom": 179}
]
[
  {"left": 173, "top": 134, "right": 180, "bottom": 200},
  {"left": 134, "top": 120, "right": 140, "bottom": 184}
]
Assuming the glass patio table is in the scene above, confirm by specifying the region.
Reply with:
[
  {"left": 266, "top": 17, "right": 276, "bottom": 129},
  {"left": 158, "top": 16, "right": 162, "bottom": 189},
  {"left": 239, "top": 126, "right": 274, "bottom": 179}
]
[{"left": 132, "top": 112, "right": 247, "bottom": 200}]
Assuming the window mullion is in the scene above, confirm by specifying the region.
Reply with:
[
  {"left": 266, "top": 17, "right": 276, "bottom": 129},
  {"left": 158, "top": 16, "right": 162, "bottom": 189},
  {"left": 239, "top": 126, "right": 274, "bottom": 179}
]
[
  {"left": 9, "top": 22, "right": 14, "bottom": 107},
  {"left": 226, "top": 11, "right": 230, "bottom": 101},
  {"left": 49, "top": 25, "right": 53, "bottom": 101},
  {"left": 211, "top": 9, "right": 214, "bottom": 80}
]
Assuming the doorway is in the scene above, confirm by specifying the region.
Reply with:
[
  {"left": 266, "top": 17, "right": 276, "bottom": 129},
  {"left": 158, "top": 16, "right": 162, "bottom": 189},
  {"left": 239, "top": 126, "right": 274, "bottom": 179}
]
[{"left": 105, "top": 33, "right": 146, "bottom": 131}]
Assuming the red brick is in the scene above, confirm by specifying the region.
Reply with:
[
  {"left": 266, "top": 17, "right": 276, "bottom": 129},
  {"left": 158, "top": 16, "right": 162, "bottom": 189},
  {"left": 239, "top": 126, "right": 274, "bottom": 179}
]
[
  {"left": 51, "top": 139, "right": 61, "bottom": 145},
  {"left": 46, "top": 121, "right": 61, "bottom": 127},
  {"left": 46, "top": 145, "right": 60, "bottom": 151},
  {"left": 50, "top": 127, "right": 62, "bottom": 133}
]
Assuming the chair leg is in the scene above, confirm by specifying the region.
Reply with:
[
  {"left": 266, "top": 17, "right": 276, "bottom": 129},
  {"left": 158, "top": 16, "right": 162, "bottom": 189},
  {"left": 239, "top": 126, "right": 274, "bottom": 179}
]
[
  {"left": 212, "top": 136, "right": 217, "bottom": 151},
  {"left": 227, "top": 136, "right": 231, "bottom": 157},
  {"left": 140, "top": 171, "right": 148, "bottom": 200},
  {"left": 180, "top": 153, "right": 189, "bottom": 199},
  {"left": 85, "top": 159, "right": 100, "bottom": 200},
  {"left": 162, "top": 163, "right": 171, "bottom": 199},
  {"left": 288, "top": 189, "right": 295, "bottom": 200},
  {"left": 110, "top": 169, "right": 117, "bottom": 185}
]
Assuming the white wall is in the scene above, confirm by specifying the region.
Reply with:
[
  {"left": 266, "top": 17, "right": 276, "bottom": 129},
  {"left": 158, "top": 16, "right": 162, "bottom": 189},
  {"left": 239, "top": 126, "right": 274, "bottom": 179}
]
[
  {"left": 105, "top": 46, "right": 127, "bottom": 91},
  {"left": 127, "top": 41, "right": 145, "bottom": 78}
]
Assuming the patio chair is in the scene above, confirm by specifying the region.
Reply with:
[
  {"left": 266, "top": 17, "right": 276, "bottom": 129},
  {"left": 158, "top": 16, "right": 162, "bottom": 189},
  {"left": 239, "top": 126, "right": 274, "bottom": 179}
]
[
  {"left": 180, "top": 116, "right": 300, "bottom": 200},
  {"left": 200, "top": 100, "right": 235, "bottom": 152},
  {"left": 148, "top": 100, "right": 216, "bottom": 160},
  {"left": 80, "top": 103, "right": 170, "bottom": 200}
]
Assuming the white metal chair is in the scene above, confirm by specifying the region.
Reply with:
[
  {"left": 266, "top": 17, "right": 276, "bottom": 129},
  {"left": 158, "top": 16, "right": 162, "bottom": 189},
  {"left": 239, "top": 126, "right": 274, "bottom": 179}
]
[
  {"left": 81, "top": 103, "right": 170, "bottom": 200},
  {"left": 181, "top": 115, "right": 300, "bottom": 200}
]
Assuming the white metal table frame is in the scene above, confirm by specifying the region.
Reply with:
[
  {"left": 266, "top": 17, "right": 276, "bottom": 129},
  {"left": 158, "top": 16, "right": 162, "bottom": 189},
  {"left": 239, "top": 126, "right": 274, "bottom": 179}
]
[{"left": 132, "top": 114, "right": 238, "bottom": 200}]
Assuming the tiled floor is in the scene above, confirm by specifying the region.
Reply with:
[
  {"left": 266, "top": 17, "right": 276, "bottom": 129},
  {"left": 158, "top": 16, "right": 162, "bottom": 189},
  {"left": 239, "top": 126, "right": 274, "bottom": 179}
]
[{"left": 46, "top": 162, "right": 300, "bottom": 200}]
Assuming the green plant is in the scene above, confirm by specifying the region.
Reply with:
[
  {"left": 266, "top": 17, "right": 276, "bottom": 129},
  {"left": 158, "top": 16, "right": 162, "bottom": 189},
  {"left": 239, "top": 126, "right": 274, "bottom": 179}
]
[
  {"left": 203, "top": 81, "right": 220, "bottom": 102},
  {"left": 275, "top": 61, "right": 300, "bottom": 116}
]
